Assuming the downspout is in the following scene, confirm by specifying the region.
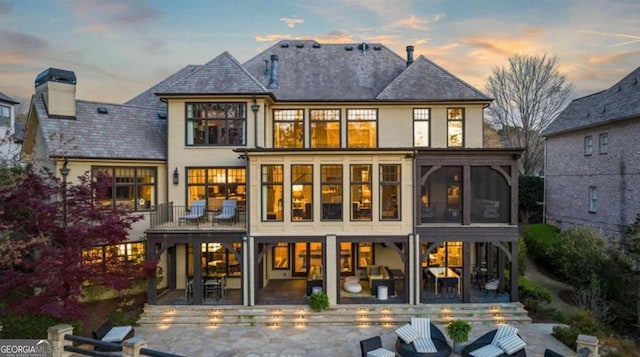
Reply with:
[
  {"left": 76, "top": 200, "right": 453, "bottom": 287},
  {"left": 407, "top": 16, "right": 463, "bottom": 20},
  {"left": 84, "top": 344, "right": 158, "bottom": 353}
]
[
  {"left": 543, "top": 138, "right": 547, "bottom": 223},
  {"left": 411, "top": 149, "right": 418, "bottom": 305},
  {"left": 251, "top": 95, "right": 259, "bottom": 148}
]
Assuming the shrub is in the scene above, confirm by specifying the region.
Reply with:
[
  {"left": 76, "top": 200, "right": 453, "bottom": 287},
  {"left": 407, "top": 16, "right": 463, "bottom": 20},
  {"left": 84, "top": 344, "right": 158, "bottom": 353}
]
[
  {"left": 0, "top": 313, "right": 78, "bottom": 339},
  {"left": 552, "top": 309, "right": 602, "bottom": 350},
  {"left": 523, "top": 223, "right": 560, "bottom": 264},
  {"left": 307, "top": 292, "right": 329, "bottom": 312},
  {"left": 519, "top": 175, "right": 544, "bottom": 224},
  {"left": 518, "top": 276, "right": 552, "bottom": 312},
  {"left": 446, "top": 319, "right": 472, "bottom": 343},
  {"left": 555, "top": 226, "right": 606, "bottom": 287},
  {"left": 518, "top": 237, "right": 527, "bottom": 276}
]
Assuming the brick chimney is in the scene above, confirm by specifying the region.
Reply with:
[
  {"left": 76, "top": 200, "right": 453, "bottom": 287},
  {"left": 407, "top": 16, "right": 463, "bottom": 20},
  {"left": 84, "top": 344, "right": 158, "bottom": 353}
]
[
  {"left": 34, "top": 68, "right": 77, "bottom": 118},
  {"left": 268, "top": 55, "right": 279, "bottom": 89},
  {"left": 406, "top": 46, "right": 414, "bottom": 67}
]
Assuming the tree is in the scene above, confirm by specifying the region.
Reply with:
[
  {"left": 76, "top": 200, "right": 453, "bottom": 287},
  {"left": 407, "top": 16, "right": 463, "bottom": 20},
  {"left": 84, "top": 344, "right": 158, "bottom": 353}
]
[
  {"left": 0, "top": 167, "right": 147, "bottom": 320},
  {"left": 485, "top": 54, "right": 573, "bottom": 175}
]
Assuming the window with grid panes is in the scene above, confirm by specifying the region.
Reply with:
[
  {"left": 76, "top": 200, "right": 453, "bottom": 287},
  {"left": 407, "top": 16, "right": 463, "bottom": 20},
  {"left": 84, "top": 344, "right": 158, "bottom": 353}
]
[
  {"left": 274, "top": 109, "right": 304, "bottom": 148},
  {"left": 380, "top": 165, "right": 400, "bottom": 220},
  {"left": 310, "top": 109, "right": 340, "bottom": 148},
  {"left": 92, "top": 167, "right": 156, "bottom": 211},
  {"left": 414, "top": 108, "right": 430, "bottom": 147},
  {"left": 447, "top": 108, "right": 464, "bottom": 147},
  {"left": 186, "top": 103, "right": 246, "bottom": 146},
  {"left": 262, "top": 165, "right": 284, "bottom": 221},
  {"left": 321, "top": 165, "right": 343, "bottom": 220},
  {"left": 347, "top": 109, "right": 377, "bottom": 148},
  {"left": 350, "top": 164, "right": 372, "bottom": 221}
]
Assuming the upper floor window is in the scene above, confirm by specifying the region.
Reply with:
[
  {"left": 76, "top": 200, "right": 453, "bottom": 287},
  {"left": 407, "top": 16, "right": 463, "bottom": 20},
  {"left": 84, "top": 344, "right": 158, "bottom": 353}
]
[
  {"left": 414, "top": 108, "right": 430, "bottom": 147},
  {"left": 470, "top": 166, "right": 510, "bottom": 223},
  {"left": 599, "top": 133, "right": 608, "bottom": 154},
  {"left": 292, "top": 165, "right": 313, "bottom": 221},
  {"left": 380, "top": 165, "right": 400, "bottom": 220},
  {"left": 447, "top": 108, "right": 464, "bottom": 147},
  {"left": 589, "top": 186, "right": 597, "bottom": 212},
  {"left": 186, "top": 167, "right": 246, "bottom": 209},
  {"left": 0, "top": 105, "right": 10, "bottom": 127},
  {"left": 350, "top": 164, "right": 372, "bottom": 221},
  {"left": 584, "top": 135, "right": 593, "bottom": 155},
  {"left": 347, "top": 109, "right": 377, "bottom": 148},
  {"left": 262, "top": 165, "right": 283, "bottom": 221},
  {"left": 321, "top": 165, "right": 343, "bottom": 220},
  {"left": 274, "top": 109, "right": 304, "bottom": 148},
  {"left": 92, "top": 166, "right": 157, "bottom": 211},
  {"left": 310, "top": 109, "right": 341, "bottom": 148},
  {"left": 186, "top": 103, "right": 246, "bottom": 146},
  {"left": 83, "top": 242, "right": 145, "bottom": 266},
  {"left": 420, "top": 166, "right": 462, "bottom": 223}
]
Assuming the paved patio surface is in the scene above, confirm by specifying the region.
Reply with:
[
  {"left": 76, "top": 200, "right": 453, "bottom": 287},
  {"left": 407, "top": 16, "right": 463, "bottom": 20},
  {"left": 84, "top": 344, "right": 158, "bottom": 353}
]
[{"left": 134, "top": 322, "right": 576, "bottom": 356}]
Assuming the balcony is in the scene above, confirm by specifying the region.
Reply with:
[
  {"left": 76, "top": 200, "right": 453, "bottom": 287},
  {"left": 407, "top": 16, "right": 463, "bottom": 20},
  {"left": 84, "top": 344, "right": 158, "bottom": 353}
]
[{"left": 148, "top": 202, "right": 246, "bottom": 231}]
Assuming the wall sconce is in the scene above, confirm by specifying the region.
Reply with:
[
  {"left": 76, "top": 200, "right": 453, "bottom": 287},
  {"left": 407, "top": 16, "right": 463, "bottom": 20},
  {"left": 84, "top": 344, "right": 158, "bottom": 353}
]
[{"left": 173, "top": 168, "right": 179, "bottom": 185}]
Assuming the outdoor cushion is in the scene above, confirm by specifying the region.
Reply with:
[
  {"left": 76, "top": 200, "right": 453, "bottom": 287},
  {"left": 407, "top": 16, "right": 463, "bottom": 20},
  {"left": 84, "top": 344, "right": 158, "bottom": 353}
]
[
  {"left": 470, "top": 344, "right": 504, "bottom": 357},
  {"left": 366, "top": 347, "right": 395, "bottom": 357},
  {"left": 396, "top": 323, "right": 421, "bottom": 344},
  {"left": 497, "top": 333, "right": 526, "bottom": 355},
  {"left": 491, "top": 325, "right": 519, "bottom": 345},
  {"left": 101, "top": 325, "right": 133, "bottom": 343},
  {"left": 411, "top": 317, "right": 431, "bottom": 339},
  {"left": 413, "top": 337, "right": 438, "bottom": 353}
]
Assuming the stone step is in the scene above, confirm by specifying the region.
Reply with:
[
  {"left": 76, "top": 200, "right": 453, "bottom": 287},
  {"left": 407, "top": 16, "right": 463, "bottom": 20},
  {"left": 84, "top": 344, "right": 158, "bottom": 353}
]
[{"left": 138, "top": 303, "right": 531, "bottom": 327}]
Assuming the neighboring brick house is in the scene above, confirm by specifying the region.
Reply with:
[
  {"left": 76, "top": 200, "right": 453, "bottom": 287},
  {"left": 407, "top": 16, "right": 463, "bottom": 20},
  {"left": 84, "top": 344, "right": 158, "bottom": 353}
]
[
  {"left": 0, "top": 90, "right": 21, "bottom": 165},
  {"left": 542, "top": 66, "right": 640, "bottom": 239},
  {"left": 23, "top": 40, "right": 523, "bottom": 307}
]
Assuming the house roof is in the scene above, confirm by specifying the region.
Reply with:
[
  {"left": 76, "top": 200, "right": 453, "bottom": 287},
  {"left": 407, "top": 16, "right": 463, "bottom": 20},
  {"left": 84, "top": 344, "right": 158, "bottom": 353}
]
[
  {"left": 126, "top": 65, "right": 201, "bottom": 108},
  {"left": 543, "top": 66, "right": 640, "bottom": 137},
  {"left": 0, "top": 91, "right": 20, "bottom": 105},
  {"left": 158, "top": 52, "right": 268, "bottom": 96},
  {"left": 376, "top": 55, "right": 489, "bottom": 101},
  {"left": 33, "top": 94, "right": 166, "bottom": 160}
]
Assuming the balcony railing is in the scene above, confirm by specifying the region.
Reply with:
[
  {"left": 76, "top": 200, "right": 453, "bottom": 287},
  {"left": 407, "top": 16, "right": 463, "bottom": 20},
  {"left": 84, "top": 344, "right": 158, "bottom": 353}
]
[{"left": 149, "top": 202, "right": 246, "bottom": 230}]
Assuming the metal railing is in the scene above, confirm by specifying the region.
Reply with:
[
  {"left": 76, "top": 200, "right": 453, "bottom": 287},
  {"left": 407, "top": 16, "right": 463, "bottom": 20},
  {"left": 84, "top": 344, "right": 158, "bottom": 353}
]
[{"left": 149, "top": 202, "right": 245, "bottom": 230}]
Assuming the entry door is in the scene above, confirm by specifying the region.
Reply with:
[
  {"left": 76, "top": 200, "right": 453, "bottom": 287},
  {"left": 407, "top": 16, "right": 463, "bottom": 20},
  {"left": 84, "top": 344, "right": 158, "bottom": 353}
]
[{"left": 293, "top": 242, "right": 323, "bottom": 276}]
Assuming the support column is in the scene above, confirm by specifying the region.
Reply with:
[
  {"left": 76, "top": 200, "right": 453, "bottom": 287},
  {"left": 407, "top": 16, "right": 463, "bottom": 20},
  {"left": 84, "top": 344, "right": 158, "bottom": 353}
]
[
  {"left": 122, "top": 337, "right": 147, "bottom": 357},
  {"left": 510, "top": 241, "right": 519, "bottom": 302},
  {"left": 409, "top": 234, "right": 416, "bottom": 305},
  {"left": 248, "top": 236, "right": 255, "bottom": 306},
  {"left": 463, "top": 241, "right": 471, "bottom": 302},
  {"left": 193, "top": 242, "right": 203, "bottom": 304},
  {"left": 48, "top": 324, "right": 73, "bottom": 357},
  {"left": 326, "top": 235, "right": 337, "bottom": 306}
]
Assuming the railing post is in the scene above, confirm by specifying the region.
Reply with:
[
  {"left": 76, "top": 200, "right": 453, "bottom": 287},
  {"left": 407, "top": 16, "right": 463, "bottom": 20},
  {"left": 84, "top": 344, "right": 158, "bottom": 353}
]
[
  {"left": 122, "top": 336, "right": 147, "bottom": 357},
  {"left": 576, "top": 334, "right": 598, "bottom": 357},
  {"left": 47, "top": 324, "right": 73, "bottom": 357}
]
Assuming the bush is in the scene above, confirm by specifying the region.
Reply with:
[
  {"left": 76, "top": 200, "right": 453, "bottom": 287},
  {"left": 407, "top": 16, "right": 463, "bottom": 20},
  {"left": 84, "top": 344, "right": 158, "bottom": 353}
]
[
  {"left": 523, "top": 223, "right": 560, "bottom": 265},
  {"left": 0, "top": 314, "right": 78, "bottom": 339},
  {"left": 555, "top": 226, "right": 606, "bottom": 287},
  {"left": 518, "top": 237, "right": 527, "bottom": 276},
  {"left": 519, "top": 175, "right": 544, "bottom": 224},
  {"left": 552, "top": 309, "right": 602, "bottom": 350},
  {"left": 307, "top": 292, "right": 329, "bottom": 312},
  {"left": 518, "top": 276, "right": 552, "bottom": 312}
]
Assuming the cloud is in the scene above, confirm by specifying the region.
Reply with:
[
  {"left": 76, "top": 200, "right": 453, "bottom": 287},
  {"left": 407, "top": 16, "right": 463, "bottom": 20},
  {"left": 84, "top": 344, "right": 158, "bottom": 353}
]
[
  {"left": 587, "top": 51, "right": 639, "bottom": 64},
  {"left": 67, "top": 0, "right": 163, "bottom": 33},
  {"left": 581, "top": 30, "right": 640, "bottom": 46},
  {"left": 0, "top": 0, "right": 12, "bottom": 16},
  {"left": 255, "top": 31, "right": 355, "bottom": 44},
  {"left": 255, "top": 34, "right": 293, "bottom": 42},
  {"left": 0, "top": 30, "right": 49, "bottom": 66},
  {"left": 386, "top": 13, "right": 445, "bottom": 32},
  {"left": 280, "top": 17, "right": 304, "bottom": 28}
]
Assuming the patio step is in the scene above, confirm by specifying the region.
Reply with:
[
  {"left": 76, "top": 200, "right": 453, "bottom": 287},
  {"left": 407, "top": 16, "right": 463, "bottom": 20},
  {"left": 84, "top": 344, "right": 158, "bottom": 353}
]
[{"left": 137, "top": 303, "right": 531, "bottom": 327}]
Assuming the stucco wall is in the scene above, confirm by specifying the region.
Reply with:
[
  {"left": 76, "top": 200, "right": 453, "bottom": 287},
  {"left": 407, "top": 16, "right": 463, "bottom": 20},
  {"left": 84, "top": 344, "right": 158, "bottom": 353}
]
[{"left": 545, "top": 117, "right": 640, "bottom": 239}]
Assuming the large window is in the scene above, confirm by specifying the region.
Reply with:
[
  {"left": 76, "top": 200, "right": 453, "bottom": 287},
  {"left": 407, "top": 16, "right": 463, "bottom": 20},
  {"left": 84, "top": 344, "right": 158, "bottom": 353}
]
[
  {"left": 0, "top": 105, "right": 10, "bottom": 127},
  {"left": 310, "top": 109, "right": 340, "bottom": 148},
  {"left": 186, "top": 167, "right": 246, "bottom": 209},
  {"left": 274, "top": 109, "right": 304, "bottom": 148},
  {"left": 347, "top": 109, "right": 377, "bottom": 148},
  {"left": 321, "top": 165, "right": 343, "bottom": 220},
  {"left": 584, "top": 135, "right": 593, "bottom": 155},
  {"left": 262, "top": 165, "right": 283, "bottom": 221},
  {"left": 447, "top": 108, "right": 464, "bottom": 147},
  {"left": 414, "top": 108, "right": 430, "bottom": 147},
  {"left": 186, "top": 103, "right": 246, "bottom": 146},
  {"left": 470, "top": 167, "right": 510, "bottom": 223},
  {"left": 291, "top": 165, "right": 313, "bottom": 221},
  {"left": 350, "top": 164, "right": 372, "bottom": 221},
  {"left": 599, "top": 133, "right": 608, "bottom": 154},
  {"left": 93, "top": 167, "right": 156, "bottom": 211},
  {"left": 380, "top": 165, "right": 400, "bottom": 220},
  {"left": 420, "top": 166, "right": 462, "bottom": 223},
  {"left": 82, "top": 242, "right": 145, "bottom": 266},
  {"left": 273, "top": 243, "right": 290, "bottom": 269},
  {"left": 193, "top": 242, "right": 242, "bottom": 277}
]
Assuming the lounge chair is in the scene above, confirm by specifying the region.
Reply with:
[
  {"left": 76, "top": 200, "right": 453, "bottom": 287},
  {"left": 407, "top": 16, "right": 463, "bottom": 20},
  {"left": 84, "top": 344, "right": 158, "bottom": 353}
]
[
  {"left": 359, "top": 336, "right": 395, "bottom": 357},
  {"left": 394, "top": 318, "right": 451, "bottom": 357},
  {"left": 92, "top": 318, "right": 134, "bottom": 352},
  {"left": 213, "top": 199, "right": 237, "bottom": 224},
  {"left": 461, "top": 325, "right": 526, "bottom": 357},
  {"left": 180, "top": 199, "right": 206, "bottom": 225}
]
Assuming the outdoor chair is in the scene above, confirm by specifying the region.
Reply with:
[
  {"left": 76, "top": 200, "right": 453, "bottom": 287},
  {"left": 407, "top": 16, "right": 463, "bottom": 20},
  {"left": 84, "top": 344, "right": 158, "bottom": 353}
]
[
  {"left": 484, "top": 278, "right": 500, "bottom": 296},
  {"left": 439, "top": 277, "right": 458, "bottom": 295},
  {"left": 213, "top": 199, "right": 237, "bottom": 224},
  {"left": 92, "top": 318, "right": 134, "bottom": 352},
  {"left": 461, "top": 325, "right": 526, "bottom": 357},
  {"left": 395, "top": 318, "right": 451, "bottom": 357},
  {"left": 359, "top": 336, "right": 395, "bottom": 357},
  {"left": 544, "top": 349, "right": 564, "bottom": 357},
  {"left": 180, "top": 199, "right": 206, "bottom": 225}
]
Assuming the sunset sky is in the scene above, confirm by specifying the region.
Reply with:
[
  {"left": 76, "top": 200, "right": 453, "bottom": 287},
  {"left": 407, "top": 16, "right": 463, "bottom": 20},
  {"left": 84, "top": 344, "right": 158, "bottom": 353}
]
[{"left": 1, "top": 0, "right": 638, "bottom": 111}]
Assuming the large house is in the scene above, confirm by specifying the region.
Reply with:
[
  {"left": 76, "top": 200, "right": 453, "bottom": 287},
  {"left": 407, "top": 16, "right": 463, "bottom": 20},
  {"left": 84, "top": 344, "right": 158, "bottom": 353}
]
[
  {"left": 543, "top": 66, "right": 640, "bottom": 240},
  {"left": 0, "top": 90, "right": 21, "bottom": 165},
  {"left": 22, "top": 40, "right": 522, "bottom": 307}
]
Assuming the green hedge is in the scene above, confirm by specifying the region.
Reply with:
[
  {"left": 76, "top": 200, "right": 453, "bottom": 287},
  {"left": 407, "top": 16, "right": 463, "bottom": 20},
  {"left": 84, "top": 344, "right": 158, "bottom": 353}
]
[
  {"left": 523, "top": 224, "right": 560, "bottom": 265},
  {"left": 0, "top": 314, "right": 79, "bottom": 339},
  {"left": 518, "top": 276, "right": 551, "bottom": 312}
]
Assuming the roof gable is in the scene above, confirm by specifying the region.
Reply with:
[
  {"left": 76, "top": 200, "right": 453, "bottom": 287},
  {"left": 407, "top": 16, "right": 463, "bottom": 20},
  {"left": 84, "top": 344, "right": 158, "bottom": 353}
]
[
  {"left": 376, "top": 55, "right": 490, "bottom": 101},
  {"left": 543, "top": 66, "right": 640, "bottom": 136},
  {"left": 126, "top": 65, "right": 201, "bottom": 108},
  {"left": 242, "top": 40, "right": 407, "bottom": 101},
  {"left": 0, "top": 91, "right": 20, "bottom": 105},
  {"left": 159, "top": 52, "right": 267, "bottom": 95}
]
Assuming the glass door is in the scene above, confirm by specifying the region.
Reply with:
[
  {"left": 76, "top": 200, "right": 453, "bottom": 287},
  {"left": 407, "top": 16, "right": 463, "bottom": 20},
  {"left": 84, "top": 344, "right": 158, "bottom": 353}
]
[
  {"left": 293, "top": 242, "right": 323, "bottom": 277},
  {"left": 339, "top": 242, "right": 353, "bottom": 276}
]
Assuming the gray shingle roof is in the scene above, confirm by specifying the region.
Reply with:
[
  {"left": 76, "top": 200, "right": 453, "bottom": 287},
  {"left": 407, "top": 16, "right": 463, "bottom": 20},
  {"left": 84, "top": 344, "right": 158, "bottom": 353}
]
[
  {"left": 33, "top": 95, "right": 166, "bottom": 160},
  {"left": 376, "top": 55, "right": 490, "bottom": 101},
  {"left": 242, "top": 40, "right": 407, "bottom": 101},
  {"left": 543, "top": 66, "right": 640, "bottom": 136},
  {"left": 158, "top": 52, "right": 268, "bottom": 95},
  {"left": 126, "top": 65, "right": 201, "bottom": 108},
  {"left": 0, "top": 91, "right": 20, "bottom": 104}
]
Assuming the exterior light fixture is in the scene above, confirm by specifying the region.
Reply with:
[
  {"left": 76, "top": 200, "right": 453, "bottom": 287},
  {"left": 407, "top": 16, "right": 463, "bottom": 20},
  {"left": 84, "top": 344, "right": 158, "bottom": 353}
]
[{"left": 173, "top": 168, "right": 179, "bottom": 185}]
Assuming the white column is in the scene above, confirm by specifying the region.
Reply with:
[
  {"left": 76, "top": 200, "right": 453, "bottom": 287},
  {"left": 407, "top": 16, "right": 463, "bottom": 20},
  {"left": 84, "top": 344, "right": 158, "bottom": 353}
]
[
  {"left": 246, "top": 236, "right": 254, "bottom": 306},
  {"left": 413, "top": 233, "right": 421, "bottom": 305},
  {"left": 325, "top": 234, "right": 337, "bottom": 306}
]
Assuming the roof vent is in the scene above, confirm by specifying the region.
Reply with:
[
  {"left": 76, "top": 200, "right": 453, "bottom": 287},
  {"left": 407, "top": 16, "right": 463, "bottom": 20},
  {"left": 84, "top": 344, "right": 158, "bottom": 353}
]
[
  {"left": 264, "top": 59, "right": 270, "bottom": 76},
  {"left": 634, "top": 77, "right": 638, "bottom": 85},
  {"left": 280, "top": 42, "right": 290, "bottom": 48},
  {"left": 617, "top": 85, "right": 622, "bottom": 92},
  {"left": 295, "top": 42, "right": 304, "bottom": 48},
  {"left": 97, "top": 107, "right": 108, "bottom": 114},
  {"left": 373, "top": 45, "right": 382, "bottom": 51},
  {"left": 601, "top": 105, "right": 606, "bottom": 114},
  {"left": 358, "top": 42, "right": 368, "bottom": 51},
  {"left": 345, "top": 45, "right": 353, "bottom": 51},
  {"left": 157, "top": 113, "right": 167, "bottom": 120},
  {"left": 312, "top": 43, "right": 321, "bottom": 48}
]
